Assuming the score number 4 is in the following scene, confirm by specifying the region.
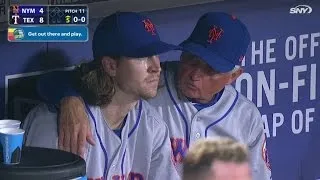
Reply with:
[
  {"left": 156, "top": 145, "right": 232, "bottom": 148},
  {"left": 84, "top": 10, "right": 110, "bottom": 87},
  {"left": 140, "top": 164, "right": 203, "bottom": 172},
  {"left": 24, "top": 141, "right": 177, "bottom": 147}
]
[
  {"left": 39, "top": 8, "right": 44, "bottom": 23},
  {"left": 39, "top": 8, "right": 44, "bottom": 14}
]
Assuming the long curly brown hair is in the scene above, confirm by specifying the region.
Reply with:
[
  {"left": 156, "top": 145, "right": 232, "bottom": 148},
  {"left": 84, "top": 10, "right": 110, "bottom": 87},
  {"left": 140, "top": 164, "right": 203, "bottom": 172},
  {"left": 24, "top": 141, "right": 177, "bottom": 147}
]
[{"left": 75, "top": 58, "right": 116, "bottom": 106}]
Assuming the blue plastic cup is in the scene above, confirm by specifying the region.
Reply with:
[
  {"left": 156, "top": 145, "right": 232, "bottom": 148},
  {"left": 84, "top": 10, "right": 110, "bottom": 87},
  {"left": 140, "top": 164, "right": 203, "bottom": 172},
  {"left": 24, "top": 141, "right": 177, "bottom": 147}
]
[
  {"left": 0, "top": 120, "right": 21, "bottom": 129},
  {"left": 0, "top": 128, "right": 25, "bottom": 165}
]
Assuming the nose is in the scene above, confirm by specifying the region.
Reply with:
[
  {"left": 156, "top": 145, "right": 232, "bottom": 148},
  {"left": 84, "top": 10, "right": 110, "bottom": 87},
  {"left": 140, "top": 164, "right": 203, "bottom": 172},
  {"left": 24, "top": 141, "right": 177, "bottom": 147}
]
[
  {"left": 148, "top": 55, "right": 161, "bottom": 73},
  {"left": 189, "top": 68, "right": 202, "bottom": 81}
]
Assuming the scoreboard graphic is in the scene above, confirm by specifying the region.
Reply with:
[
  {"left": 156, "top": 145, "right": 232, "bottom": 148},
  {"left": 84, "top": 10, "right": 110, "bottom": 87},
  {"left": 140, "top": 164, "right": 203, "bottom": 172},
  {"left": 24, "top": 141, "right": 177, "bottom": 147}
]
[{"left": 7, "top": 5, "right": 89, "bottom": 42}]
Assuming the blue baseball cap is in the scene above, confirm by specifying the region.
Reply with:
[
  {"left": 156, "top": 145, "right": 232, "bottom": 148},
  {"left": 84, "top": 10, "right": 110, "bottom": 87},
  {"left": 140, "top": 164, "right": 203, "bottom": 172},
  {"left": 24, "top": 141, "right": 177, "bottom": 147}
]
[
  {"left": 180, "top": 12, "right": 251, "bottom": 73},
  {"left": 92, "top": 12, "right": 180, "bottom": 58}
]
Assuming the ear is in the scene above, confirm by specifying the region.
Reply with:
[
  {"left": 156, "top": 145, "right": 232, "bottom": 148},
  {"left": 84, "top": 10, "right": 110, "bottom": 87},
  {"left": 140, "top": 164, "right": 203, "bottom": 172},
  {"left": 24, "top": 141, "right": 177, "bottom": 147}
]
[
  {"left": 226, "top": 67, "right": 243, "bottom": 84},
  {"left": 101, "top": 56, "right": 117, "bottom": 76}
]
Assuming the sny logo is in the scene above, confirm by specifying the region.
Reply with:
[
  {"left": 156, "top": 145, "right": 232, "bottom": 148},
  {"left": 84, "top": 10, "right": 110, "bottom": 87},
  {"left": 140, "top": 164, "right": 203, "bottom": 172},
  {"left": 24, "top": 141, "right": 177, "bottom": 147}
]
[{"left": 289, "top": 5, "right": 312, "bottom": 14}]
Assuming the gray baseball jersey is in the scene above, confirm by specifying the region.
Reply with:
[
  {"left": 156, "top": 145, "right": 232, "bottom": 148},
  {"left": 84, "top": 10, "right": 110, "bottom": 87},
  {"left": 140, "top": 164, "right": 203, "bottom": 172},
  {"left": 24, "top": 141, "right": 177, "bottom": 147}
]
[
  {"left": 23, "top": 100, "right": 179, "bottom": 180},
  {"left": 148, "top": 61, "right": 272, "bottom": 180}
]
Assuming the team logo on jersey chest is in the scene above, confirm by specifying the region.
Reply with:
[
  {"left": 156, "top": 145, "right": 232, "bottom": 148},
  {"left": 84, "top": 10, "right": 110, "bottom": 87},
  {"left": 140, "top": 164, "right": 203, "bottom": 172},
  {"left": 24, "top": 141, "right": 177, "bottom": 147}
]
[
  {"left": 171, "top": 138, "right": 188, "bottom": 164},
  {"left": 112, "top": 172, "right": 144, "bottom": 180},
  {"left": 262, "top": 139, "right": 271, "bottom": 171},
  {"left": 88, "top": 172, "right": 144, "bottom": 180}
]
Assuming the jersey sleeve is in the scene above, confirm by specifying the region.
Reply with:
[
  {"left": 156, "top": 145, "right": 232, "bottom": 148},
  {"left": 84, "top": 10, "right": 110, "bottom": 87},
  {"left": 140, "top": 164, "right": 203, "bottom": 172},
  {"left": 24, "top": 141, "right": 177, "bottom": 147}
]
[
  {"left": 248, "top": 109, "right": 272, "bottom": 180},
  {"left": 37, "top": 70, "right": 80, "bottom": 105},
  {"left": 148, "top": 116, "right": 180, "bottom": 180},
  {"left": 23, "top": 103, "right": 59, "bottom": 149}
]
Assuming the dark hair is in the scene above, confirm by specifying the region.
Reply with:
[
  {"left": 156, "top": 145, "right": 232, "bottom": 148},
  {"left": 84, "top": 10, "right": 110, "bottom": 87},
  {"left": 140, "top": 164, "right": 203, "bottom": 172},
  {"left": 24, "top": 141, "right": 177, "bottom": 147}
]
[{"left": 75, "top": 56, "right": 119, "bottom": 106}]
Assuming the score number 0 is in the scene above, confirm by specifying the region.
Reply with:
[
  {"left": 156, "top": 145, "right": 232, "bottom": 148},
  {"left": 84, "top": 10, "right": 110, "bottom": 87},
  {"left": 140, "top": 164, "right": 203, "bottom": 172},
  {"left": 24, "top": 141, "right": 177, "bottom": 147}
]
[
  {"left": 72, "top": 8, "right": 86, "bottom": 23},
  {"left": 73, "top": 16, "right": 86, "bottom": 23}
]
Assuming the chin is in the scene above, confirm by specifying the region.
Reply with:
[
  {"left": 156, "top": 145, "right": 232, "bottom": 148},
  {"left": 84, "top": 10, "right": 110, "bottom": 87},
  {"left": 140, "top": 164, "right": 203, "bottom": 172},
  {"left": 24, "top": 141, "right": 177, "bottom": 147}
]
[
  {"left": 183, "top": 92, "right": 199, "bottom": 99},
  {"left": 180, "top": 87, "right": 199, "bottom": 99},
  {"left": 140, "top": 90, "right": 158, "bottom": 99}
]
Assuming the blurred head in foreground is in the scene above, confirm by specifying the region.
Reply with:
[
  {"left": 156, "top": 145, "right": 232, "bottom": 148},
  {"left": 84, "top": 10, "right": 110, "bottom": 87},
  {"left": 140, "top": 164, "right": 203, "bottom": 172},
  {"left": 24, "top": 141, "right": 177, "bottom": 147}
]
[{"left": 183, "top": 137, "right": 252, "bottom": 180}]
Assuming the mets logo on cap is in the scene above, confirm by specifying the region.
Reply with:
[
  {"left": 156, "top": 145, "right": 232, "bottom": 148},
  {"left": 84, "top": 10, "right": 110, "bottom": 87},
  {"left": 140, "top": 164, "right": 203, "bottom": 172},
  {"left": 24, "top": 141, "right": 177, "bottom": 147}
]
[
  {"left": 207, "top": 25, "right": 224, "bottom": 44},
  {"left": 142, "top": 19, "right": 156, "bottom": 35},
  {"left": 262, "top": 138, "right": 271, "bottom": 171}
]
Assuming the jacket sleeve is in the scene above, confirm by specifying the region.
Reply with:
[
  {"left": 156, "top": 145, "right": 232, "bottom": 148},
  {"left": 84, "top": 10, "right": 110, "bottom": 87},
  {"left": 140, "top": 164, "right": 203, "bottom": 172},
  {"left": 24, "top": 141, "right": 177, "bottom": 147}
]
[{"left": 23, "top": 103, "right": 59, "bottom": 149}]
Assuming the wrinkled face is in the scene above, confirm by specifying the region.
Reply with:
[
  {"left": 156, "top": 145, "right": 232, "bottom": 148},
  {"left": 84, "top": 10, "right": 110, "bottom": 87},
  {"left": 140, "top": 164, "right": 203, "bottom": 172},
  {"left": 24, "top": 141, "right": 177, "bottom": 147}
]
[
  {"left": 115, "top": 56, "right": 161, "bottom": 99},
  {"left": 207, "top": 161, "right": 252, "bottom": 180},
  {"left": 178, "top": 52, "right": 240, "bottom": 103}
]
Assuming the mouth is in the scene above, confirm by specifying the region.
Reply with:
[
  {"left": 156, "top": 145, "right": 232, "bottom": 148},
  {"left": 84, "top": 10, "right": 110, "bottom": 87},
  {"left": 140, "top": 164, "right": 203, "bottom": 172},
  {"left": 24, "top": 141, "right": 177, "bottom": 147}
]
[
  {"left": 146, "top": 77, "right": 159, "bottom": 84},
  {"left": 185, "top": 83, "right": 197, "bottom": 90}
]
